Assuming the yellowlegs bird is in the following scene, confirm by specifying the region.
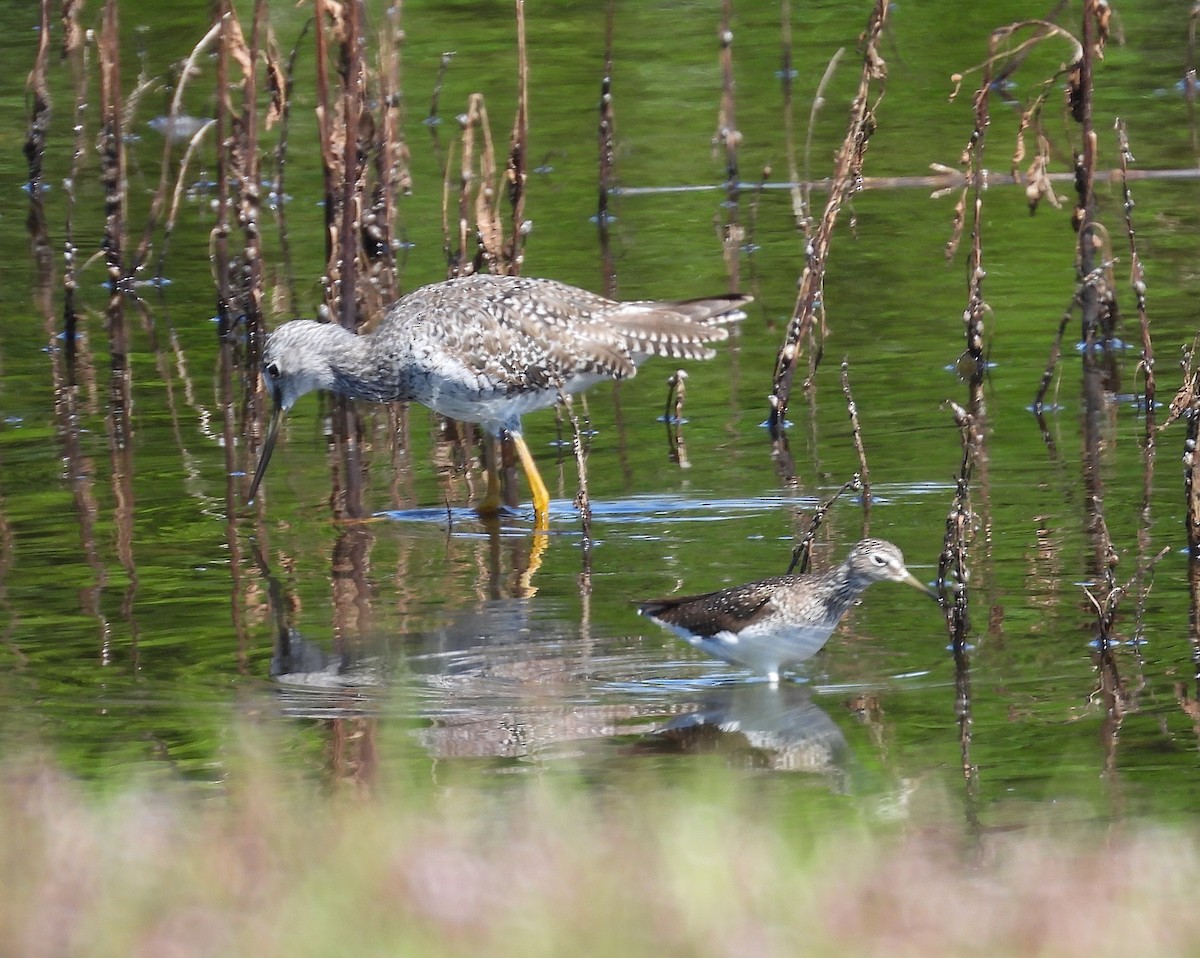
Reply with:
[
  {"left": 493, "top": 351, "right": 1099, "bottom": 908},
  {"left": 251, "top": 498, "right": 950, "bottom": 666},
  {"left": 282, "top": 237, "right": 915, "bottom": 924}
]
[
  {"left": 248, "top": 274, "right": 748, "bottom": 524},
  {"left": 637, "top": 539, "right": 933, "bottom": 683}
]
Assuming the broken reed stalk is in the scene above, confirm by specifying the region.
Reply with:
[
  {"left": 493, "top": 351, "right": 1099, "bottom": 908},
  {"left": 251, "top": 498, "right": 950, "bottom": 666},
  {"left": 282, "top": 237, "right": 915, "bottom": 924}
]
[
  {"left": 212, "top": 2, "right": 234, "bottom": 338},
  {"left": 369, "top": 1, "right": 410, "bottom": 306},
  {"left": 158, "top": 119, "right": 218, "bottom": 281},
  {"left": 329, "top": 0, "right": 368, "bottom": 518},
  {"left": 767, "top": 0, "right": 888, "bottom": 434},
  {"left": 314, "top": 0, "right": 336, "bottom": 270},
  {"left": 949, "top": 14, "right": 1119, "bottom": 409},
  {"left": 840, "top": 358, "right": 871, "bottom": 514},
  {"left": 937, "top": 402, "right": 977, "bottom": 653},
  {"left": 938, "top": 401, "right": 978, "bottom": 798},
  {"left": 715, "top": 0, "right": 739, "bottom": 190},
  {"left": 243, "top": 0, "right": 267, "bottom": 367},
  {"left": 596, "top": 0, "right": 617, "bottom": 296},
  {"left": 505, "top": 0, "right": 529, "bottom": 273},
  {"left": 1084, "top": 546, "right": 1170, "bottom": 653},
  {"left": 98, "top": 0, "right": 126, "bottom": 300},
  {"left": 1075, "top": 1, "right": 1113, "bottom": 349},
  {"left": 561, "top": 393, "right": 592, "bottom": 564},
  {"left": 1175, "top": 341, "right": 1200, "bottom": 684},
  {"left": 663, "top": 370, "right": 689, "bottom": 467},
  {"left": 949, "top": 36, "right": 992, "bottom": 408},
  {"left": 785, "top": 474, "right": 861, "bottom": 575},
  {"left": 428, "top": 51, "right": 454, "bottom": 125},
  {"left": 269, "top": 17, "right": 314, "bottom": 318},
  {"left": 212, "top": 2, "right": 244, "bottom": 516},
  {"left": 133, "top": 17, "right": 222, "bottom": 276},
  {"left": 779, "top": 0, "right": 799, "bottom": 227},
  {"left": 1115, "top": 119, "right": 1155, "bottom": 415},
  {"left": 25, "top": 0, "right": 52, "bottom": 308},
  {"left": 337, "top": 0, "right": 364, "bottom": 331},
  {"left": 98, "top": 0, "right": 131, "bottom": 447},
  {"left": 450, "top": 94, "right": 502, "bottom": 275},
  {"left": 714, "top": 0, "right": 742, "bottom": 288},
  {"left": 801, "top": 49, "right": 845, "bottom": 234},
  {"left": 664, "top": 370, "right": 687, "bottom": 424},
  {"left": 1189, "top": 4, "right": 1200, "bottom": 154},
  {"left": 1179, "top": 344, "right": 1200, "bottom": 558},
  {"left": 1033, "top": 266, "right": 1107, "bottom": 412},
  {"left": 62, "top": 0, "right": 88, "bottom": 377}
]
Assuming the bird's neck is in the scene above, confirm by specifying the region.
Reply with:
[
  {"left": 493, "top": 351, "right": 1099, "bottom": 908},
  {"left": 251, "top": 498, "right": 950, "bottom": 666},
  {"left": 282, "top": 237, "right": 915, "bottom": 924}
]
[
  {"left": 320, "top": 326, "right": 405, "bottom": 403},
  {"left": 820, "top": 564, "right": 871, "bottom": 618}
]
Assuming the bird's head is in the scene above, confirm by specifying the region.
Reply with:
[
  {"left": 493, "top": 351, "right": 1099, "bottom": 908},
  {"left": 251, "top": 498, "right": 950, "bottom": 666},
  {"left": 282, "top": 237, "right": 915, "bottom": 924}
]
[
  {"left": 846, "top": 539, "right": 935, "bottom": 596},
  {"left": 248, "top": 320, "right": 348, "bottom": 503},
  {"left": 261, "top": 320, "right": 344, "bottom": 413}
]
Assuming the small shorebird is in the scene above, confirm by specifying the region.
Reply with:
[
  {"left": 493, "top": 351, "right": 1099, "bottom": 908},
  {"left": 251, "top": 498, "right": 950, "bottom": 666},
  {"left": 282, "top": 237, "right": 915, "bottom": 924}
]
[
  {"left": 637, "top": 538, "right": 934, "bottom": 683},
  {"left": 248, "top": 274, "right": 748, "bottom": 525}
]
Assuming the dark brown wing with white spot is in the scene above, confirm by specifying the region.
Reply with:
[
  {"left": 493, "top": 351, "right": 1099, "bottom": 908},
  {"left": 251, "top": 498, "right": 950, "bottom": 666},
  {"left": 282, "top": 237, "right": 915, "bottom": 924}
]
[{"left": 637, "top": 576, "right": 795, "bottom": 637}]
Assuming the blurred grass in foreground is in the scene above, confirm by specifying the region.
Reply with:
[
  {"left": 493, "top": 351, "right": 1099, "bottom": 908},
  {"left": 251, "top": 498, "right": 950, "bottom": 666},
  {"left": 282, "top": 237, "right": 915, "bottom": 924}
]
[{"left": 1, "top": 730, "right": 1198, "bottom": 958}]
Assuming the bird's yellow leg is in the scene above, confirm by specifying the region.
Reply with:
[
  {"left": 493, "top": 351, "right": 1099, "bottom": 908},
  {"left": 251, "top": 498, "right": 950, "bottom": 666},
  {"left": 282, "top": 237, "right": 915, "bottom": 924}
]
[
  {"left": 510, "top": 431, "right": 551, "bottom": 530},
  {"left": 476, "top": 433, "right": 504, "bottom": 516}
]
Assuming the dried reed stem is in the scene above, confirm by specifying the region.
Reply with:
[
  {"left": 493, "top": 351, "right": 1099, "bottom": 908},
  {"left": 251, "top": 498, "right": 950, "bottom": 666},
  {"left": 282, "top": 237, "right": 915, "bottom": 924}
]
[
  {"left": 767, "top": 0, "right": 888, "bottom": 433},
  {"left": 840, "top": 358, "right": 871, "bottom": 516}
]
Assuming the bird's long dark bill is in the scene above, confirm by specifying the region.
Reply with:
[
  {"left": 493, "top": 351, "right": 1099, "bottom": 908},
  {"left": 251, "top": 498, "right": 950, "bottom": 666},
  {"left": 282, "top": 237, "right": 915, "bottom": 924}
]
[
  {"left": 902, "top": 570, "right": 938, "bottom": 599},
  {"left": 247, "top": 403, "right": 283, "bottom": 503}
]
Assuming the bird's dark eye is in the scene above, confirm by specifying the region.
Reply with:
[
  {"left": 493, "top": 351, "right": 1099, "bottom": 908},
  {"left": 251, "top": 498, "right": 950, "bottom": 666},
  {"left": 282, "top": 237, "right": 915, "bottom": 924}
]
[
  {"left": 870, "top": 553, "right": 887, "bottom": 565},
  {"left": 265, "top": 362, "right": 280, "bottom": 379}
]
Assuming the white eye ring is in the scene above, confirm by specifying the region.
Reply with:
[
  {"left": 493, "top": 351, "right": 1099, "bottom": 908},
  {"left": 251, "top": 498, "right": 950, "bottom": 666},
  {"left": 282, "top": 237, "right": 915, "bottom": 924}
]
[{"left": 870, "top": 553, "right": 887, "bottom": 565}]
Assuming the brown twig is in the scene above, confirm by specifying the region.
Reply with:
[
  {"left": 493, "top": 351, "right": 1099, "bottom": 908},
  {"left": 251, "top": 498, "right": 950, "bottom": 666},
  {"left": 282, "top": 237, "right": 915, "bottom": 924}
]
[
  {"left": 840, "top": 358, "right": 871, "bottom": 515},
  {"left": 786, "top": 474, "right": 861, "bottom": 575}
]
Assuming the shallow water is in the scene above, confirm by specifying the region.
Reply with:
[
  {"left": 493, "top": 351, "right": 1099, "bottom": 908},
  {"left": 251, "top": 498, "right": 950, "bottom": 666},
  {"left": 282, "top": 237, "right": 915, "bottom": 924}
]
[{"left": 3, "top": 0, "right": 1200, "bottom": 829}]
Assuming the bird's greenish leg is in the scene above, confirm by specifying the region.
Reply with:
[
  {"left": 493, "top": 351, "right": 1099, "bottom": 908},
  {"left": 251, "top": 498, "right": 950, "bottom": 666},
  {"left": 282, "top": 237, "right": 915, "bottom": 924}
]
[{"left": 476, "top": 433, "right": 505, "bottom": 516}]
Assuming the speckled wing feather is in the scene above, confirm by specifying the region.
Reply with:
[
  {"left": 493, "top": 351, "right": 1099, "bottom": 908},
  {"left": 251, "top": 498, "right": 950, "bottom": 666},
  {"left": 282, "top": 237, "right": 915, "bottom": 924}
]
[
  {"left": 394, "top": 277, "right": 633, "bottom": 389},
  {"left": 387, "top": 277, "right": 748, "bottom": 393},
  {"left": 638, "top": 575, "right": 796, "bottom": 637}
]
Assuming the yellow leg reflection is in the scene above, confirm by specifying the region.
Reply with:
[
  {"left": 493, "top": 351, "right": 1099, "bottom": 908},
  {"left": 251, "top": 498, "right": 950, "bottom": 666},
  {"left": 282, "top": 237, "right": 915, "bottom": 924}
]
[
  {"left": 509, "top": 430, "right": 551, "bottom": 531},
  {"left": 517, "top": 525, "right": 549, "bottom": 597}
]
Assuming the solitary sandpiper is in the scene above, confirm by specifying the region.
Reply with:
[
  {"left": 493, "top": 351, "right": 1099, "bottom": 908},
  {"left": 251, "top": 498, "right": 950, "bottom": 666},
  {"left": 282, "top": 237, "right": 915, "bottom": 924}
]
[{"left": 637, "top": 538, "right": 933, "bottom": 683}]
